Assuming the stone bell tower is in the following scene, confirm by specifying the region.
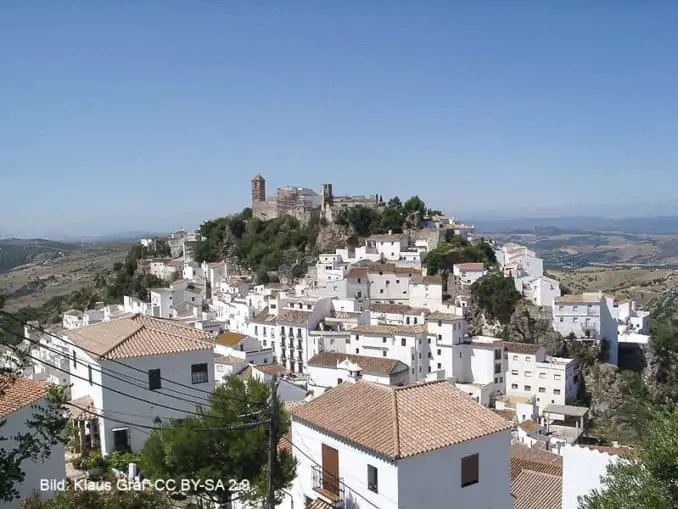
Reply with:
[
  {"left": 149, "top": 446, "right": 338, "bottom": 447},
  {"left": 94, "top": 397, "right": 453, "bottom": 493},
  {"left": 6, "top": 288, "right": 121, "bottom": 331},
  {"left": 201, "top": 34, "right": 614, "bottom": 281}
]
[{"left": 251, "top": 174, "right": 266, "bottom": 206}]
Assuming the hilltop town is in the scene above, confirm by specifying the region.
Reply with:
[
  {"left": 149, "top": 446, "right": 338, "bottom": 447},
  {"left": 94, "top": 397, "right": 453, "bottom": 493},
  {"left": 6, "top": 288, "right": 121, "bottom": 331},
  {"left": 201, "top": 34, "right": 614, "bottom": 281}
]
[{"left": 2, "top": 181, "right": 668, "bottom": 509}]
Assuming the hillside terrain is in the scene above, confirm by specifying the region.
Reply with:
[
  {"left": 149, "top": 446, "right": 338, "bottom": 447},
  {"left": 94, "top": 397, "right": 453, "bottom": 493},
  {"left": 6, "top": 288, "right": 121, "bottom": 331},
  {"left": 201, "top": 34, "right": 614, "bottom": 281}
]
[
  {"left": 487, "top": 230, "right": 678, "bottom": 268},
  {"left": 0, "top": 242, "right": 130, "bottom": 311}
]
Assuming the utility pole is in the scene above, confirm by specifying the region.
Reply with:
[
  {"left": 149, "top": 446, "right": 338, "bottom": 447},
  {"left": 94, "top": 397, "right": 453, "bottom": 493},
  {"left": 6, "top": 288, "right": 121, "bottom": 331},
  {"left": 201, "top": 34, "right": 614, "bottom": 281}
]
[{"left": 266, "top": 373, "right": 279, "bottom": 509}]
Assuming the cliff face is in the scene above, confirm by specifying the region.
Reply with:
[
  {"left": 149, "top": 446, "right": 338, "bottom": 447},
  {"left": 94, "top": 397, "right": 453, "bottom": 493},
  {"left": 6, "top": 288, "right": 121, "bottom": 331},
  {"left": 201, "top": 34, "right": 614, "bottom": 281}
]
[
  {"left": 316, "top": 224, "right": 351, "bottom": 252},
  {"left": 465, "top": 299, "right": 564, "bottom": 356}
]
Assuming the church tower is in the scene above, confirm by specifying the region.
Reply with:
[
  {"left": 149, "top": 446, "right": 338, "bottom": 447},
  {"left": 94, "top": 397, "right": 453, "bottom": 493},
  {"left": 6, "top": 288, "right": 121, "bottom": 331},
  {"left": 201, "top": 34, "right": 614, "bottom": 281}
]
[{"left": 251, "top": 174, "right": 266, "bottom": 205}]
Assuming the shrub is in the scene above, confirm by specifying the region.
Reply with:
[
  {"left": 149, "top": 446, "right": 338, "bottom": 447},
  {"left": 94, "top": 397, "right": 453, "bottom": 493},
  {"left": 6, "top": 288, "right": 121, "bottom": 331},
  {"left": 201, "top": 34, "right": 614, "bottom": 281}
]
[{"left": 108, "top": 450, "right": 142, "bottom": 472}]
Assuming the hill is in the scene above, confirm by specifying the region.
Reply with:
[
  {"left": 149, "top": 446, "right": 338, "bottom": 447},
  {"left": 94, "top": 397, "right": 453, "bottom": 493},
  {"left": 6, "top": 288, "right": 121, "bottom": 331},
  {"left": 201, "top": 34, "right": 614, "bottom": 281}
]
[
  {"left": 487, "top": 230, "right": 678, "bottom": 269},
  {"left": 0, "top": 238, "right": 84, "bottom": 273},
  {"left": 0, "top": 242, "right": 130, "bottom": 311},
  {"left": 472, "top": 215, "right": 678, "bottom": 235}
]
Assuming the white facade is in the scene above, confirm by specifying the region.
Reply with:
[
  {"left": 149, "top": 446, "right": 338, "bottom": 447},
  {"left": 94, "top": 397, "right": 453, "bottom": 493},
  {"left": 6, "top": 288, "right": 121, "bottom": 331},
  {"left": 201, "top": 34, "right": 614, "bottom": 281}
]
[
  {"left": 0, "top": 389, "right": 66, "bottom": 509},
  {"left": 523, "top": 275, "right": 562, "bottom": 307},
  {"left": 506, "top": 345, "right": 579, "bottom": 413},
  {"left": 562, "top": 445, "right": 624, "bottom": 509},
  {"left": 553, "top": 292, "right": 619, "bottom": 365},
  {"left": 452, "top": 263, "right": 486, "bottom": 286},
  {"left": 286, "top": 416, "right": 512, "bottom": 509}
]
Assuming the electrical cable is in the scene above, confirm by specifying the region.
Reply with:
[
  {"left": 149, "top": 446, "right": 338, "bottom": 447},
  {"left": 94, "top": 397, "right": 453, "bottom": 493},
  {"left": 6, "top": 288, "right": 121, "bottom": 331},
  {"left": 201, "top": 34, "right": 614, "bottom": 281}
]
[
  {"left": 0, "top": 310, "right": 267, "bottom": 407},
  {"left": 0, "top": 310, "right": 266, "bottom": 404},
  {"left": 1, "top": 335, "right": 227, "bottom": 419},
  {"left": 67, "top": 401, "right": 268, "bottom": 432}
]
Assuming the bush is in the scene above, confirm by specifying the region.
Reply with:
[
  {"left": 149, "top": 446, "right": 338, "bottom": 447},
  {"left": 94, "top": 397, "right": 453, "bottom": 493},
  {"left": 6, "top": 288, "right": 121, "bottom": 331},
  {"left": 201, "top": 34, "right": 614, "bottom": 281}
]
[
  {"left": 81, "top": 450, "right": 106, "bottom": 471},
  {"left": 108, "top": 450, "right": 142, "bottom": 472}
]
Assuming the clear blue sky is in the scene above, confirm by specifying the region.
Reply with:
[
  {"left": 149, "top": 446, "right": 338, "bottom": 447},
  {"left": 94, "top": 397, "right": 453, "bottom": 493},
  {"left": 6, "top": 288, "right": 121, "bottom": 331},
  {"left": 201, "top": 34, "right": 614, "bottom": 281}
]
[{"left": 1, "top": 2, "right": 677, "bottom": 238}]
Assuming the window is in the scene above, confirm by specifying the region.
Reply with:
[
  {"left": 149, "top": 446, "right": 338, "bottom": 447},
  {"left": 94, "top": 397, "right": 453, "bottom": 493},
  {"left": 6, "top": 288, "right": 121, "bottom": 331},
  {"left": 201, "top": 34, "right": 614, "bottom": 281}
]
[
  {"left": 337, "top": 378, "right": 343, "bottom": 385},
  {"left": 437, "top": 363, "right": 442, "bottom": 369},
  {"left": 72, "top": 351, "right": 77, "bottom": 368},
  {"left": 382, "top": 337, "right": 387, "bottom": 343},
  {"left": 512, "top": 355, "right": 518, "bottom": 361},
  {"left": 382, "top": 351, "right": 387, "bottom": 357},
  {"left": 461, "top": 453, "right": 479, "bottom": 487},
  {"left": 88, "top": 366, "right": 93, "bottom": 384},
  {"left": 427, "top": 337, "right": 431, "bottom": 344},
  {"left": 494, "top": 364, "right": 501, "bottom": 374},
  {"left": 539, "top": 372, "right": 546, "bottom": 379},
  {"left": 524, "top": 385, "right": 531, "bottom": 391},
  {"left": 191, "top": 363, "right": 209, "bottom": 384},
  {"left": 525, "top": 356, "right": 532, "bottom": 362},
  {"left": 511, "top": 370, "right": 518, "bottom": 375},
  {"left": 554, "top": 389, "right": 561, "bottom": 395},
  {"left": 355, "top": 348, "right": 359, "bottom": 354},
  {"left": 401, "top": 338, "right": 406, "bottom": 346},
  {"left": 149, "top": 369, "right": 161, "bottom": 390},
  {"left": 554, "top": 374, "right": 562, "bottom": 381},
  {"left": 438, "top": 320, "right": 442, "bottom": 326},
  {"left": 511, "top": 383, "right": 518, "bottom": 389},
  {"left": 525, "top": 371, "right": 532, "bottom": 377},
  {"left": 494, "top": 349, "right": 501, "bottom": 360},
  {"left": 428, "top": 366, "right": 432, "bottom": 373},
  {"left": 379, "top": 289, "right": 384, "bottom": 294},
  {"left": 437, "top": 349, "right": 441, "bottom": 355},
  {"left": 538, "top": 387, "right": 546, "bottom": 393}
]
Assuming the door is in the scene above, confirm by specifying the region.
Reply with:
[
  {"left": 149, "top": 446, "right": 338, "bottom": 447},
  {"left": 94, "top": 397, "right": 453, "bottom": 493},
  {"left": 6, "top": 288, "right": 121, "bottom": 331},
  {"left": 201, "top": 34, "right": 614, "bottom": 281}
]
[{"left": 321, "top": 444, "right": 339, "bottom": 495}]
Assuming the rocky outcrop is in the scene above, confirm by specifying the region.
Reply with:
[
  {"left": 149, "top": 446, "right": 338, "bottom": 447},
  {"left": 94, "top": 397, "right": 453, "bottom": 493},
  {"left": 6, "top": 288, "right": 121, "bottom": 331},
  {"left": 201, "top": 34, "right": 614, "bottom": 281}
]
[
  {"left": 507, "top": 302, "right": 565, "bottom": 356},
  {"left": 316, "top": 224, "right": 351, "bottom": 252}
]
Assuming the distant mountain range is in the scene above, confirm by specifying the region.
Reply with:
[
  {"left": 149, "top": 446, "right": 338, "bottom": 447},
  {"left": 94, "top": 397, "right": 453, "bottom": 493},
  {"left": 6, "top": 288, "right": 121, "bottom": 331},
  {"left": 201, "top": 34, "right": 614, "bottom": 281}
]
[
  {"left": 469, "top": 216, "right": 678, "bottom": 235},
  {"left": 50, "top": 231, "right": 168, "bottom": 243}
]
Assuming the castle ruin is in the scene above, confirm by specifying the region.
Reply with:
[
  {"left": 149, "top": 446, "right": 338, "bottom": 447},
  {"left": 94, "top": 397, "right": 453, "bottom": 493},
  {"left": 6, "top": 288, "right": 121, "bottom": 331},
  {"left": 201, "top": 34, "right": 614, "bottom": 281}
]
[{"left": 250, "top": 174, "right": 381, "bottom": 222}]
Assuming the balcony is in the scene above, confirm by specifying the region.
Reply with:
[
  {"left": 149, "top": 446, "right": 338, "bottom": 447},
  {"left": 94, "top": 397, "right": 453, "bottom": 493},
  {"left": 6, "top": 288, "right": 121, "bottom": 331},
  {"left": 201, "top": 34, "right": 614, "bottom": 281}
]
[
  {"left": 312, "top": 465, "right": 345, "bottom": 505},
  {"left": 297, "top": 342, "right": 303, "bottom": 351},
  {"left": 281, "top": 340, "right": 286, "bottom": 348}
]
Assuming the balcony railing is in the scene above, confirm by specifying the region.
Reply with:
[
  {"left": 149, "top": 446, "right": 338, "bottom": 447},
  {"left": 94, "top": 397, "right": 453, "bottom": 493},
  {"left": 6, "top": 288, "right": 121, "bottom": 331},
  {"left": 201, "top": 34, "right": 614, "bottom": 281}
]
[{"left": 312, "top": 464, "right": 345, "bottom": 503}]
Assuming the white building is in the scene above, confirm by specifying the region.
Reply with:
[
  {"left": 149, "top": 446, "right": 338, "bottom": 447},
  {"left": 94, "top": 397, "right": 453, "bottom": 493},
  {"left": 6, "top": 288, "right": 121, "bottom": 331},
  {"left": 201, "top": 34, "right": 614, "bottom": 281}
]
[
  {"left": 553, "top": 293, "right": 619, "bottom": 365},
  {"left": 523, "top": 275, "right": 562, "bottom": 308},
  {"left": 213, "top": 331, "right": 273, "bottom": 366},
  {"left": 0, "top": 376, "right": 66, "bottom": 508},
  {"left": 408, "top": 275, "right": 445, "bottom": 310},
  {"left": 456, "top": 336, "right": 507, "bottom": 405},
  {"left": 505, "top": 342, "right": 579, "bottom": 413},
  {"left": 58, "top": 314, "right": 214, "bottom": 455},
  {"left": 306, "top": 351, "right": 410, "bottom": 393},
  {"left": 147, "top": 258, "right": 182, "bottom": 281},
  {"left": 282, "top": 379, "right": 514, "bottom": 509},
  {"left": 562, "top": 444, "right": 631, "bottom": 509},
  {"left": 452, "top": 262, "right": 486, "bottom": 286}
]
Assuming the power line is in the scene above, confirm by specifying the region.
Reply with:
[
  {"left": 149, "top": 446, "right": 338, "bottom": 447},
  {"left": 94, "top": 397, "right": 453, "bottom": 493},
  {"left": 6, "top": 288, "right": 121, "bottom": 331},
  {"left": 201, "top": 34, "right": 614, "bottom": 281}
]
[
  {"left": 0, "top": 310, "right": 266, "bottom": 408},
  {"left": 13, "top": 328, "right": 214, "bottom": 409},
  {"left": 67, "top": 401, "right": 268, "bottom": 432},
  {"left": 266, "top": 373, "right": 279, "bottom": 509},
  {"left": 1, "top": 337, "right": 214, "bottom": 419}
]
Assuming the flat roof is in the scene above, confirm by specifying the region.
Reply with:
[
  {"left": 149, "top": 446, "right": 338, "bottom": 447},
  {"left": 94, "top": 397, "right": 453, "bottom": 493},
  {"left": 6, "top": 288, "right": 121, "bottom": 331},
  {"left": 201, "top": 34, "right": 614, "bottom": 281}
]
[{"left": 543, "top": 404, "right": 589, "bottom": 417}]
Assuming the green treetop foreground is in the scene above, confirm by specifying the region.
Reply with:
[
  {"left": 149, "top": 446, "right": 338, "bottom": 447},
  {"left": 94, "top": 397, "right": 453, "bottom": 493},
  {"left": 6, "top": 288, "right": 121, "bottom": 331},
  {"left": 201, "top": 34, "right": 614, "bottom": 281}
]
[{"left": 579, "top": 402, "right": 678, "bottom": 509}]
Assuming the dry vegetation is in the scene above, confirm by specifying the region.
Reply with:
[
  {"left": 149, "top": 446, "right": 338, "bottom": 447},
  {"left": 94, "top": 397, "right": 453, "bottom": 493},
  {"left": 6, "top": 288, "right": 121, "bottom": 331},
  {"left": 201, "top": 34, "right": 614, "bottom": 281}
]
[
  {"left": 549, "top": 267, "right": 678, "bottom": 309},
  {"left": 0, "top": 244, "right": 129, "bottom": 311}
]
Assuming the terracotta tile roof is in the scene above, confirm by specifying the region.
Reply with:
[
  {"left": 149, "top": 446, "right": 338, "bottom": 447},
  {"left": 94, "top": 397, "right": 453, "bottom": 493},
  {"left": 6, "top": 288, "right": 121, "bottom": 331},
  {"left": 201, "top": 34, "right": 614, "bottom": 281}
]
[
  {"left": 471, "top": 340, "right": 502, "bottom": 350},
  {"left": 511, "top": 470, "right": 562, "bottom": 509},
  {"left": 454, "top": 262, "right": 485, "bottom": 271},
  {"left": 367, "top": 233, "right": 405, "bottom": 241},
  {"left": 277, "top": 431, "right": 292, "bottom": 454},
  {"left": 410, "top": 275, "right": 443, "bottom": 285},
  {"left": 519, "top": 419, "right": 541, "bottom": 433},
  {"left": 291, "top": 380, "right": 513, "bottom": 460},
  {"left": 583, "top": 444, "right": 635, "bottom": 457},
  {"left": 491, "top": 409, "right": 516, "bottom": 424},
  {"left": 307, "top": 352, "right": 409, "bottom": 376},
  {"left": 255, "top": 363, "right": 286, "bottom": 375},
  {"left": 251, "top": 307, "right": 277, "bottom": 324},
  {"left": 276, "top": 308, "right": 312, "bottom": 325},
  {"left": 215, "top": 331, "right": 248, "bottom": 347},
  {"left": 66, "top": 395, "right": 98, "bottom": 421},
  {"left": 369, "top": 303, "right": 427, "bottom": 315},
  {"left": 0, "top": 376, "right": 50, "bottom": 418},
  {"left": 503, "top": 342, "right": 542, "bottom": 355},
  {"left": 345, "top": 268, "right": 368, "bottom": 279},
  {"left": 554, "top": 295, "right": 601, "bottom": 304},
  {"left": 351, "top": 324, "right": 427, "bottom": 335},
  {"left": 65, "top": 314, "right": 213, "bottom": 360},
  {"left": 214, "top": 354, "right": 245, "bottom": 365},
  {"left": 236, "top": 366, "right": 253, "bottom": 380},
  {"left": 426, "top": 311, "right": 464, "bottom": 322},
  {"left": 510, "top": 444, "right": 563, "bottom": 481}
]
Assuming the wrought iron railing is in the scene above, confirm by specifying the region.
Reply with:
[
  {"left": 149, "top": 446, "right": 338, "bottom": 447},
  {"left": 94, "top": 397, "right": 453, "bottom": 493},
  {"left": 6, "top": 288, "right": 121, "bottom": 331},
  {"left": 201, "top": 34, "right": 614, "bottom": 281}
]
[{"left": 311, "top": 464, "right": 345, "bottom": 501}]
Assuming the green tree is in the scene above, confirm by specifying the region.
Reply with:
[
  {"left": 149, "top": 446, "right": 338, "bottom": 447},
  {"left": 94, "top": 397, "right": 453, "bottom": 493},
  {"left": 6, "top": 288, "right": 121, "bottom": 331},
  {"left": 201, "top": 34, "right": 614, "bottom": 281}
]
[
  {"left": 0, "top": 302, "right": 69, "bottom": 503},
  {"left": 139, "top": 376, "right": 296, "bottom": 506},
  {"left": 470, "top": 273, "right": 522, "bottom": 324},
  {"left": 22, "top": 482, "right": 174, "bottom": 509},
  {"left": 579, "top": 403, "right": 678, "bottom": 508}
]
